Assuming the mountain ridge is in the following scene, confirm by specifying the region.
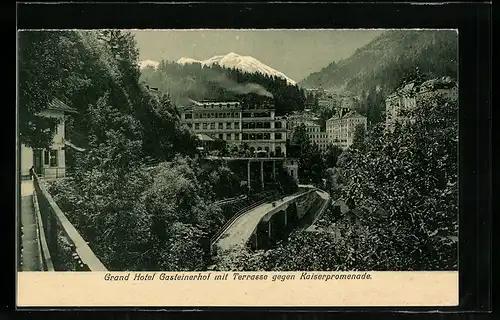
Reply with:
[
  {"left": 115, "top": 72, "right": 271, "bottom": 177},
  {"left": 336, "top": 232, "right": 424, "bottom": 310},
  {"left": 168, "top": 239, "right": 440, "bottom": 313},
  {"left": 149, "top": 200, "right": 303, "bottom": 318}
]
[
  {"left": 299, "top": 30, "right": 458, "bottom": 95},
  {"left": 174, "top": 52, "right": 297, "bottom": 85}
]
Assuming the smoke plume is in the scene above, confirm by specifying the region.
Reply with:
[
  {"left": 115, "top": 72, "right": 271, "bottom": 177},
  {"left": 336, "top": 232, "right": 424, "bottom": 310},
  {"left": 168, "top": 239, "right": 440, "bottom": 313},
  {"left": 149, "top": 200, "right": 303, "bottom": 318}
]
[{"left": 211, "top": 73, "right": 273, "bottom": 98}]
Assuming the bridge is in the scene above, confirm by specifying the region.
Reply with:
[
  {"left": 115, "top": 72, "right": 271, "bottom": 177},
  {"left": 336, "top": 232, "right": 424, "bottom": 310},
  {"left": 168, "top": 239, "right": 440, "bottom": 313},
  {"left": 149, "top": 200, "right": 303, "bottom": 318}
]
[
  {"left": 18, "top": 174, "right": 107, "bottom": 272},
  {"left": 211, "top": 186, "right": 331, "bottom": 254}
]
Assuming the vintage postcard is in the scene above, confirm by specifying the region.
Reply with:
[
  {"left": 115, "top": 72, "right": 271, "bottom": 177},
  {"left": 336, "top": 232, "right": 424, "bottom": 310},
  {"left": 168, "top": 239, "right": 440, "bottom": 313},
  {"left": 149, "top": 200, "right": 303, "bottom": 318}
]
[{"left": 16, "top": 28, "right": 459, "bottom": 307}]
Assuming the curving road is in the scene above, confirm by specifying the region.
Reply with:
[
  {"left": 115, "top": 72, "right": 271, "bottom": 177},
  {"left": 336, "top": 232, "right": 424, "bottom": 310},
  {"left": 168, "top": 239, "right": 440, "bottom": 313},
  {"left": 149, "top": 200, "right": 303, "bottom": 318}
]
[
  {"left": 215, "top": 192, "right": 307, "bottom": 251},
  {"left": 215, "top": 188, "right": 332, "bottom": 252}
]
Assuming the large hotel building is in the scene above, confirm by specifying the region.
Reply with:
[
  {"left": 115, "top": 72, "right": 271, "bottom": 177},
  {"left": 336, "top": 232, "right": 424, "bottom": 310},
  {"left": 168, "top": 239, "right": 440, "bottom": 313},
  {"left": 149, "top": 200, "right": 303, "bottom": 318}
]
[
  {"left": 385, "top": 76, "right": 458, "bottom": 132},
  {"left": 326, "top": 108, "right": 367, "bottom": 150},
  {"left": 180, "top": 100, "right": 288, "bottom": 157}
]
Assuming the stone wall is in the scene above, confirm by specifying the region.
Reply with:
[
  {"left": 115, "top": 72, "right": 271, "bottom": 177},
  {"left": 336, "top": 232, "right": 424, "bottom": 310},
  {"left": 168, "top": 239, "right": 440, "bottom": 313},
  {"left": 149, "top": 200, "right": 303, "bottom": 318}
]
[{"left": 295, "top": 191, "right": 320, "bottom": 219}]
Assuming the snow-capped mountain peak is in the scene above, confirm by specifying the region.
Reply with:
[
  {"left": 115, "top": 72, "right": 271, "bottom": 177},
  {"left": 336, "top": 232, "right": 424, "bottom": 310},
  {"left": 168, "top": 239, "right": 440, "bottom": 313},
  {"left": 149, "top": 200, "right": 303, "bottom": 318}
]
[
  {"left": 139, "top": 59, "right": 160, "bottom": 70},
  {"left": 176, "top": 52, "right": 296, "bottom": 85},
  {"left": 176, "top": 57, "right": 201, "bottom": 65}
]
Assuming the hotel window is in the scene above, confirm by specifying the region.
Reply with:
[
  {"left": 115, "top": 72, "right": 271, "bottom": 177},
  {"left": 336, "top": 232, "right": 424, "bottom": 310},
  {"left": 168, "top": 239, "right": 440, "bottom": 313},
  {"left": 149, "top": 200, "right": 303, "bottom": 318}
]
[
  {"left": 44, "top": 150, "right": 50, "bottom": 165},
  {"left": 242, "top": 112, "right": 251, "bottom": 118},
  {"left": 250, "top": 134, "right": 256, "bottom": 140},
  {"left": 264, "top": 122, "right": 271, "bottom": 128},
  {"left": 218, "top": 123, "right": 224, "bottom": 129},
  {"left": 218, "top": 113, "right": 223, "bottom": 118},
  {"left": 227, "top": 133, "right": 232, "bottom": 140},
  {"left": 242, "top": 122, "right": 249, "bottom": 129},
  {"left": 235, "top": 134, "right": 240, "bottom": 140},
  {"left": 242, "top": 133, "right": 249, "bottom": 140},
  {"left": 249, "top": 122, "right": 256, "bottom": 129},
  {"left": 194, "top": 114, "right": 198, "bottom": 119},
  {"left": 263, "top": 133, "right": 270, "bottom": 140},
  {"left": 219, "top": 134, "right": 224, "bottom": 140},
  {"left": 210, "top": 123, "right": 216, "bottom": 130},
  {"left": 234, "top": 122, "right": 239, "bottom": 129},
  {"left": 275, "top": 133, "right": 282, "bottom": 140},
  {"left": 256, "top": 133, "right": 263, "bottom": 140},
  {"left": 203, "top": 123, "right": 208, "bottom": 130},
  {"left": 195, "top": 123, "right": 200, "bottom": 130},
  {"left": 49, "top": 150, "right": 58, "bottom": 167},
  {"left": 256, "top": 122, "right": 263, "bottom": 129},
  {"left": 184, "top": 113, "right": 192, "bottom": 119}
]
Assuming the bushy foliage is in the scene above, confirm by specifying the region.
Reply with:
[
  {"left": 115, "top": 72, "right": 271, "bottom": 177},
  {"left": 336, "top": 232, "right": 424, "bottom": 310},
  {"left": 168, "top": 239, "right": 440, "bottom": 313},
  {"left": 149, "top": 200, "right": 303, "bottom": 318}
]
[
  {"left": 49, "top": 154, "right": 225, "bottom": 271},
  {"left": 355, "top": 87, "right": 386, "bottom": 125},
  {"left": 19, "top": 31, "right": 88, "bottom": 148},
  {"left": 337, "top": 92, "right": 458, "bottom": 270},
  {"left": 323, "top": 144, "right": 343, "bottom": 168},
  {"left": 324, "top": 167, "right": 344, "bottom": 200},
  {"left": 198, "top": 160, "right": 243, "bottom": 199},
  {"left": 291, "top": 123, "right": 326, "bottom": 186}
]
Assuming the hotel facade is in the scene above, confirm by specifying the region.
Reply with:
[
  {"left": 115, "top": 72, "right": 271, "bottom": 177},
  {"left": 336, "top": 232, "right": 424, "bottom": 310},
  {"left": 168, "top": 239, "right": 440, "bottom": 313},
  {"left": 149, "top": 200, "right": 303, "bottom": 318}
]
[
  {"left": 302, "top": 121, "right": 329, "bottom": 152},
  {"left": 385, "top": 76, "right": 458, "bottom": 131},
  {"left": 326, "top": 108, "right": 367, "bottom": 150},
  {"left": 180, "top": 100, "right": 288, "bottom": 157}
]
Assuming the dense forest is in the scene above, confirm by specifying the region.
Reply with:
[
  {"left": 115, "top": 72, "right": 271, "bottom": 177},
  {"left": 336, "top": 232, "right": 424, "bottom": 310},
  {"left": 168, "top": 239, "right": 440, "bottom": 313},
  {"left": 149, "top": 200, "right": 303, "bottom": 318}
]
[
  {"left": 140, "top": 61, "right": 307, "bottom": 115},
  {"left": 300, "top": 30, "right": 458, "bottom": 96}
]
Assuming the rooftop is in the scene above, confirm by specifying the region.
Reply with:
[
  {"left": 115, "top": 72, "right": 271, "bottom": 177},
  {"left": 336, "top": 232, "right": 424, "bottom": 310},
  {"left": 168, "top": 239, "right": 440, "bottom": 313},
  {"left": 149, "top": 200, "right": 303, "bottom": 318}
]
[
  {"left": 303, "top": 121, "right": 320, "bottom": 128},
  {"left": 194, "top": 100, "right": 241, "bottom": 105},
  {"left": 47, "top": 98, "right": 78, "bottom": 114},
  {"left": 195, "top": 133, "right": 215, "bottom": 142},
  {"left": 391, "top": 76, "right": 457, "bottom": 97},
  {"left": 419, "top": 76, "right": 457, "bottom": 90},
  {"left": 327, "top": 108, "right": 364, "bottom": 121}
]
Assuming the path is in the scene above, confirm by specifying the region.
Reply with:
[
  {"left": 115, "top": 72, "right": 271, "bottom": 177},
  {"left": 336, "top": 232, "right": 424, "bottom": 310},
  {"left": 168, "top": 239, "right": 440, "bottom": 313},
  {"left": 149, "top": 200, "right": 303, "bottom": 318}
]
[
  {"left": 20, "top": 180, "right": 42, "bottom": 271},
  {"left": 215, "top": 192, "right": 307, "bottom": 251}
]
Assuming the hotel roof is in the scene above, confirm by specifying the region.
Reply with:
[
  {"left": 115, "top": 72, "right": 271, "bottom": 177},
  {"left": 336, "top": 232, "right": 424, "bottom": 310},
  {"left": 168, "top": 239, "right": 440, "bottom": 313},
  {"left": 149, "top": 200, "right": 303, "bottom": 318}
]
[
  {"left": 196, "top": 133, "right": 215, "bottom": 141},
  {"left": 327, "top": 108, "right": 364, "bottom": 121}
]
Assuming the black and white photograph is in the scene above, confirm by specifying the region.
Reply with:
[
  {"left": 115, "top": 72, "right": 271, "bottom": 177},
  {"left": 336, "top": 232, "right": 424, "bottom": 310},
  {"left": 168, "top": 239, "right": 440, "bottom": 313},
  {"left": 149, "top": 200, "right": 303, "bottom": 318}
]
[{"left": 17, "top": 28, "right": 458, "bottom": 273}]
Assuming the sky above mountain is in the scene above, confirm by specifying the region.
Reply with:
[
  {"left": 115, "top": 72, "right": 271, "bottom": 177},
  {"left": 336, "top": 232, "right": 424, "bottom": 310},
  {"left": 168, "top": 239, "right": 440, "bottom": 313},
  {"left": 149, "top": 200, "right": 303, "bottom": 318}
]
[{"left": 130, "top": 29, "right": 384, "bottom": 81}]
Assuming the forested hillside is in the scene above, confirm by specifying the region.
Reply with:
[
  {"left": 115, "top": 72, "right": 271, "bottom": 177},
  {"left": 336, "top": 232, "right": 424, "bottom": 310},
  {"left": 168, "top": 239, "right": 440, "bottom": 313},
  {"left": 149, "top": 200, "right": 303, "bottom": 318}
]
[
  {"left": 19, "top": 30, "right": 196, "bottom": 160},
  {"left": 300, "top": 30, "right": 458, "bottom": 95},
  {"left": 140, "top": 61, "right": 307, "bottom": 115},
  {"left": 19, "top": 30, "right": 239, "bottom": 271}
]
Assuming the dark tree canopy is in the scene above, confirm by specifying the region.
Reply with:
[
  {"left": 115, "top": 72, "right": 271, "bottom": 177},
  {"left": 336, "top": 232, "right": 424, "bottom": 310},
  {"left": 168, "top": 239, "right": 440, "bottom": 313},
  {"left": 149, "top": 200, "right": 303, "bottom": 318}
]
[{"left": 140, "top": 61, "right": 307, "bottom": 116}]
